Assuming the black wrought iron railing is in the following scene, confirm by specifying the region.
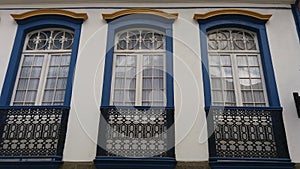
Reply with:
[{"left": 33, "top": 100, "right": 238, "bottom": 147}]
[
  {"left": 96, "top": 106, "right": 175, "bottom": 158},
  {"left": 0, "top": 106, "right": 70, "bottom": 161},
  {"left": 206, "top": 107, "right": 290, "bottom": 159}
]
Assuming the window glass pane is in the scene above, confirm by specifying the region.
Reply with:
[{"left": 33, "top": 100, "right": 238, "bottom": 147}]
[
  {"left": 115, "top": 78, "right": 125, "bottom": 89},
  {"left": 251, "top": 79, "right": 263, "bottom": 89},
  {"left": 23, "top": 56, "right": 34, "bottom": 66},
  {"left": 14, "top": 91, "right": 26, "bottom": 101},
  {"left": 224, "top": 79, "right": 234, "bottom": 90},
  {"left": 31, "top": 67, "right": 42, "bottom": 78},
  {"left": 126, "top": 67, "right": 136, "bottom": 78},
  {"left": 59, "top": 67, "right": 69, "bottom": 77},
  {"left": 222, "top": 67, "right": 232, "bottom": 77},
  {"left": 48, "top": 67, "right": 59, "bottom": 77},
  {"left": 212, "top": 90, "right": 223, "bottom": 102},
  {"left": 45, "top": 78, "right": 56, "bottom": 89},
  {"left": 34, "top": 56, "right": 44, "bottom": 66},
  {"left": 143, "top": 68, "right": 152, "bottom": 76},
  {"left": 210, "top": 67, "right": 221, "bottom": 77},
  {"left": 126, "top": 56, "right": 136, "bottom": 66},
  {"left": 116, "top": 55, "right": 126, "bottom": 66},
  {"left": 129, "top": 78, "right": 136, "bottom": 89},
  {"left": 43, "top": 91, "right": 54, "bottom": 102},
  {"left": 114, "top": 90, "right": 124, "bottom": 102},
  {"left": 237, "top": 56, "right": 247, "bottom": 66},
  {"left": 54, "top": 90, "right": 65, "bottom": 101},
  {"left": 143, "top": 78, "right": 152, "bottom": 89},
  {"left": 225, "top": 91, "right": 235, "bottom": 102},
  {"left": 115, "top": 67, "right": 125, "bottom": 77},
  {"left": 28, "top": 79, "right": 39, "bottom": 90},
  {"left": 17, "top": 79, "right": 28, "bottom": 90},
  {"left": 142, "top": 90, "right": 151, "bottom": 101},
  {"left": 253, "top": 91, "right": 265, "bottom": 103},
  {"left": 248, "top": 55, "right": 259, "bottom": 66},
  {"left": 56, "top": 78, "right": 67, "bottom": 89},
  {"left": 153, "top": 68, "right": 163, "bottom": 77},
  {"left": 242, "top": 91, "right": 253, "bottom": 103},
  {"left": 26, "top": 91, "right": 37, "bottom": 102},
  {"left": 153, "top": 55, "right": 164, "bottom": 66},
  {"left": 50, "top": 56, "right": 61, "bottom": 65},
  {"left": 211, "top": 78, "right": 222, "bottom": 89},
  {"left": 209, "top": 55, "right": 220, "bottom": 66},
  {"left": 220, "top": 55, "right": 231, "bottom": 66},
  {"left": 20, "top": 67, "right": 31, "bottom": 78},
  {"left": 249, "top": 67, "right": 261, "bottom": 78},
  {"left": 238, "top": 67, "right": 249, "bottom": 78},
  {"left": 61, "top": 55, "right": 71, "bottom": 65},
  {"left": 153, "top": 78, "right": 163, "bottom": 89},
  {"left": 240, "top": 79, "right": 251, "bottom": 89}
]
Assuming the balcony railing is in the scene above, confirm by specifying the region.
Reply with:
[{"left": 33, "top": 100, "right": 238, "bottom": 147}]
[
  {"left": 0, "top": 106, "right": 69, "bottom": 161},
  {"left": 206, "top": 107, "right": 290, "bottom": 159},
  {"left": 96, "top": 106, "right": 175, "bottom": 158}
]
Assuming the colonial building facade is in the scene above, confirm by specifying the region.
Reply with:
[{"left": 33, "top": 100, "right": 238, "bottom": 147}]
[{"left": 0, "top": 0, "right": 299, "bottom": 169}]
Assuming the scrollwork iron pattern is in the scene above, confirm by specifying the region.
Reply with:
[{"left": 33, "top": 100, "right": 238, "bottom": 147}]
[
  {"left": 0, "top": 107, "right": 68, "bottom": 157},
  {"left": 212, "top": 108, "right": 277, "bottom": 158},
  {"left": 116, "top": 29, "right": 165, "bottom": 51},
  {"left": 25, "top": 29, "right": 74, "bottom": 51},
  {"left": 104, "top": 108, "right": 168, "bottom": 157},
  {"left": 207, "top": 29, "right": 257, "bottom": 51}
]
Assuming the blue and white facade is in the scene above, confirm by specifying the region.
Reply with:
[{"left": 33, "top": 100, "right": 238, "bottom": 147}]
[{"left": 0, "top": 1, "right": 299, "bottom": 168}]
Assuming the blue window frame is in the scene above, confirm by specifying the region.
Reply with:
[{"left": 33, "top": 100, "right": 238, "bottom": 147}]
[
  {"left": 101, "top": 14, "right": 175, "bottom": 108},
  {"left": 95, "top": 12, "right": 176, "bottom": 169},
  {"left": 0, "top": 10, "right": 86, "bottom": 169},
  {"left": 0, "top": 15, "right": 83, "bottom": 107},
  {"left": 197, "top": 14, "right": 280, "bottom": 109},
  {"left": 195, "top": 11, "right": 293, "bottom": 169}
]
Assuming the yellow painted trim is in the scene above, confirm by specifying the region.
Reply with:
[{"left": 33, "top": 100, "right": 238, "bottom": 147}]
[
  {"left": 11, "top": 9, "right": 88, "bottom": 21},
  {"left": 193, "top": 9, "right": 271, "bottom": 21},
  {"left": 102, "top": 8, "right": 178, "bottom": 20}
]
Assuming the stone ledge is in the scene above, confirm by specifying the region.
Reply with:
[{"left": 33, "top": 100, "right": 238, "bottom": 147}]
[
  {"left": 60, "top": 162, "right": 96, "bottom": 169},
  {"left": 60, "top": 161, "right": 210, "bottom": 169},
  {"left": 176, "top": 161, "right": 210, "bottom": 169}
]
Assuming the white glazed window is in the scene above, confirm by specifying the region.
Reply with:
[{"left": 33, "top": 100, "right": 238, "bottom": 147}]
[
  {"left": 111, "top": 28, "right": 166, "bottom": 106},
  {"left": 207, "top": 28, "right": 268, "bottom": 107},
  {"left": 11, "top": 28, "right": 74, "bottom": 106}
]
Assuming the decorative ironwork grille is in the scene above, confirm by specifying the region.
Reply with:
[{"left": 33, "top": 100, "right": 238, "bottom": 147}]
[
  {"left": 208, "top": 108, "right": 280, "bottom": 158},
  {"left": 25, "top": 29, "right": 74, "bottom": 51},
  {"left": 116, "top": 29, "right": 165, "bottom": 51},
  {"left": 207, "top": 29, "right": 257, "bottom": 51},
  {"left": 0, "top": 107, "right": 69, "bottom": 157},
  {"left": 98, "top": 107, "right": 173, "bottom": 158}
]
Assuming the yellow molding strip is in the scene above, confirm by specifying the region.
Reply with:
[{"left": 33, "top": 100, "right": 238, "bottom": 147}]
[
  {"left": 102, "top": 8, "right": 178, "bottom": 20},
  {"left": 11, "top": 9, "right": 88, "bottom": 21},
  {"left": 193, "top": 9, "right": 271, "bottom": 21}
]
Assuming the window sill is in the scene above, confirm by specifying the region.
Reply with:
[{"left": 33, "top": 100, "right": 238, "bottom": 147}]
[{"left": 94, "top": 157, "right": 176, "bottom": 169}]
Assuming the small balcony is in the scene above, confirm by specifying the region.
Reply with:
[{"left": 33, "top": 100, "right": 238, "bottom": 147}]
[
  {"left": 0, "top": 106, "right": 70, "bottom": 169},
  {"left": 94, "top": 106, "right": 176, "bottom": 169},
  {"left": 206, "top": 107, "right": 294, "bottom": 169}
]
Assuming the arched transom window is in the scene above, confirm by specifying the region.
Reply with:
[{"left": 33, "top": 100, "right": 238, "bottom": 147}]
[
  {"left": 207, "top": 28, "right": 268, "bottom": 106},
  {"left": 11, "top": 28, "right": 74, "bottom": 106},
  {"left": 111, "top": 28, "right": 166, "bottom": 106}
]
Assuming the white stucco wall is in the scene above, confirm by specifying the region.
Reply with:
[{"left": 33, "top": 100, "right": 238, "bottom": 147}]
[{"left": 0, "top": 3, "right": 300, "bottom": 163}]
